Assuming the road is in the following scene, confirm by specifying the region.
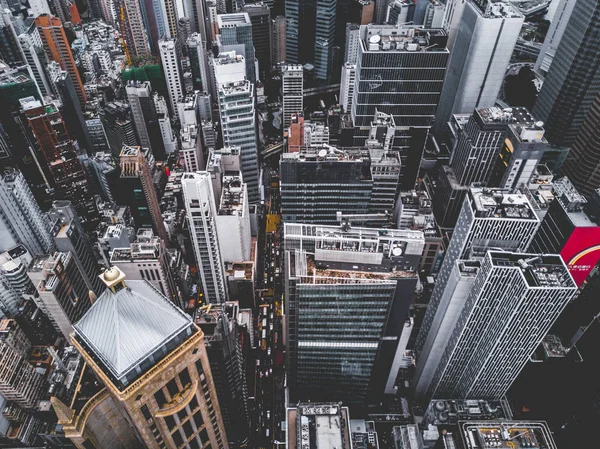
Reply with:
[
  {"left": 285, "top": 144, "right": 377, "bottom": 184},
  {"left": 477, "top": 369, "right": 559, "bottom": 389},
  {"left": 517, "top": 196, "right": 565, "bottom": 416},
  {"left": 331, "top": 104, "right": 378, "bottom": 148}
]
[{"left": 253, "top": 168, "right": 285, "bottom": 449}]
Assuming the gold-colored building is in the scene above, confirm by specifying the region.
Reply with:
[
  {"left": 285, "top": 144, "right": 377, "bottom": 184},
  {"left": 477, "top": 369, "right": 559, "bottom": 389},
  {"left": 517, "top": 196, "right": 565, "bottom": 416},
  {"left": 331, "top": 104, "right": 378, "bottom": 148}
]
[{"left": 54, "top": 267, "right": 229, "bottom": 449}]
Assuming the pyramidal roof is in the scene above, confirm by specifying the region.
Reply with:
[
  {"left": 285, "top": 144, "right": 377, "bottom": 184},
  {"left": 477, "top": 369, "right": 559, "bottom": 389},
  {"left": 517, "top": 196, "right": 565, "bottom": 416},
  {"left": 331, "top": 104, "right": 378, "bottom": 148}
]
[{"left": 74, "top": 280, "right": 192, "bottom": 382}]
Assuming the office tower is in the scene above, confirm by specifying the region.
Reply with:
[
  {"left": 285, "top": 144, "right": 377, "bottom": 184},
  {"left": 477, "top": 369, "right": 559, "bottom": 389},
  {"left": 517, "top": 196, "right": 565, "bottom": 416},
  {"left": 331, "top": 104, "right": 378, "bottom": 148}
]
[
  {"left": 313, "top": 0, "right": 336, "bottom": 81},
  {"left": 181, "top": 121, "right": 204, "bottom": 172},
  {"left": 424, "top": 251, "right": 576, "bottom": 400},
  {"left": 532, "top": 0, "right": 600, "bottom": 151},
  {"left": 302, "top": 120, "right": 330, "bottom": 147},
  {"left": 182, "top": 0, "right": 209, "bottom": 44},
  {"left": 54, "top": 70, "right": 95, "bottom": 153},
  {"left": 137, "top": 0, "right": 172, "bottom": 54},
  {"left": 435, "top": 107, "right": 547, "bottom": 227},
  {"left": 0, "top": 341, "right": 45, "bottom": 409},
  {"left": 118, "top": 146, "right": 169, "bottom": 242},
  {"left": 348, "top": 0, "right": 375, "bottom": 26},
  {"left": 0, "top": 272, "right": 22, "bottom": 317},
  {"left": 182, "top": 172, "right": 228, "bottom": 304},
  {"left": 188, "top": 33, "right": 211, "bottom": 93},
  {"left": 344, "top": 23, "right": 360, "bottom": 64},
  {"left": 386, "top": 0, "right": 415, "bottom": 25},
  {"left": 211, "top": 50, "right": 246, "bottom": 95},
  {"left": 286, "top": 403, "right": 352, "bottom": 449},
  {"left": 339, "top": 62, "right": 356, "bottom": 113},
  {"left": 0, "top": 169, "right": 54, "bottom": 256},
  {"left": 534, "top": 0, "right": 575, "bottom": 75},
  {"left": 116, "top": 0, "right": 149, "bottom": 57},
  {"left": 0, "top": 245, "right": 33, "bottom": 297},
  {"left": 178, "top": 17, "right": 193, "bottom": 46},
  {"left": 34, "top": 14, "right": 86, "bottom": 106},
  {"left": 217, "top": 80, "right": 260, "bottom": 203},
  {"left": 217, "top": 13, "right": 256, "bottom": 83},
  {"left": 125, "top": 80, "right": 154, "bottom": 153},
  {"left": 424, "top": 0, "right": 445, "bottom": 27},
  {"left": 100, "top": 102, "right": 139, "bottom": 155},
  {"left": 21, "top": 97, "right": 96, "bottom": 223},
  {"left": 154, "top": 92, "right": 178, "bottom": 154},
  {"left": 110, "top": 229, "right": 180, "bottom": 306},
  {"left": 27, "top": 252, "right": 95, "bottom": 339},
  {"left": 413, "top": 188, "right": 540, "bottom": 398},
  {"left": 434, "top": 1, "right": 523, "bottom": 135},
  {"left": 159, "top": 38, "right": 184, "bottom": 119},
  {"left": 529, "top": 177, "right": 600, "bottom": 287},
  {"left": 86, "top": 118, "right": 110, "bottom": 153},
  {"left": 197, "top": 302, "right": 250, "bottom": 448},
  {"left": 352, "top": 25, "right": 449, "bottom": 188},
  {"left": 0, "top": 11, "right": 25, "bottom": 66},
  {"left": 69, "top": 267, "right": 229, "bottom": 449},
  {"left": 48, "top": 201, "right": 104, "bottom": 295},
  {"left": 562, "top": 93, "right": 600, "bottom": 196},
  {"left": 284, "top": 223, "right": 423, "bottom": 405},
  {"left": 17, "top": 33, "right": 52, "bottom": 96},
  {"left": 282, "top": 64, "right": 303, "bottom": 131},
  {"left": 271, "top": 15, "right": 285, "bottom": 65},
  {"left": 243, "top": 3, "right": 271, "bottom": 78}
]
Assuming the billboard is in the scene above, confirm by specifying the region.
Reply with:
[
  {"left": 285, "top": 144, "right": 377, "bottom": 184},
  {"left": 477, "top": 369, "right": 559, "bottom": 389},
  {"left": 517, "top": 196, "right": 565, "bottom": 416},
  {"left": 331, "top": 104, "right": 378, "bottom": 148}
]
[{"left": 560, "top": 227, "right": 600, "bottom": 287}]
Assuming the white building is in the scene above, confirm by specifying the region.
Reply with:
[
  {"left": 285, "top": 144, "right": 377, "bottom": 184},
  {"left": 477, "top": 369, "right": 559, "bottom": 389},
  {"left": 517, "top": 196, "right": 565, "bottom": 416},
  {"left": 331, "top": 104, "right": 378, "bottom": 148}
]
[
  {"left": 125, "top": 81, "right": 153, "bottom": 152},
  {"left": 282, "top": 64, "right": 303, "bottom": 131},
  {"left": 158, "top": 38, "right": 183, "bottom": 118},
  {"left": 215, "top": 173, "right": 251, "bottom": 263},
  {"left": 534, "top": 0, "right": 576, "bottom": 75},
  {"left": 153, "top": 93, "right": 177, "bottom": 153},
  {"left": 182, "top": 172, "right": 228, "bottom": 304},
  {"left": 340, "top": 62, "right": 356, "bottom": 114}
]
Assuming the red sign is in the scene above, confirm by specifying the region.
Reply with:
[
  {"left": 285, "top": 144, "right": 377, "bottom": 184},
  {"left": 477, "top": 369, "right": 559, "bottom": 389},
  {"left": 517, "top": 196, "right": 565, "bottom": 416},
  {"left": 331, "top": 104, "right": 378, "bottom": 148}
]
[{"left": 560, "top": 227, "right": 600, "bottom": 286}]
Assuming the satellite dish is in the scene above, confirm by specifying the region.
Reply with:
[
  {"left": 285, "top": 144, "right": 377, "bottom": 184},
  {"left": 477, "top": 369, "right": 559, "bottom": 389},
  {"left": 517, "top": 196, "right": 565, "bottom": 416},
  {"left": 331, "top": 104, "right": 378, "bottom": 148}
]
[
  {"left": 392, "top": 247, "right": 403, "bottom": 256},
  {"left": 535, "top": 121, "right": 544, "bottom": 127},
  {"left": 318, "top": 149, "right": 327, "bottom": 158},
  {"left": 369, "top": 34, "right": 381, "bottom": 44}
]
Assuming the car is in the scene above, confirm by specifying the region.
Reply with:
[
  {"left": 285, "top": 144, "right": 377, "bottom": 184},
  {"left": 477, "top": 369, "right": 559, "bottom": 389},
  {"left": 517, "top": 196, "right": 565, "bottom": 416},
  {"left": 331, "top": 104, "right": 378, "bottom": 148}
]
[
  {"left": 267, "top": 347, "right": 271, "bottom": 356},
  {"left": 266, "top": 410, "right": 271, "bottom": 419}
]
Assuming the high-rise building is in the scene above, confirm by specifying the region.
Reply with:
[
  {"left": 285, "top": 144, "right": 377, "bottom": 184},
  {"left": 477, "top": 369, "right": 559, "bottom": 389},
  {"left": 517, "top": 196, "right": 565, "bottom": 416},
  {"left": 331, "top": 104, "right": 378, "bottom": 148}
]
[
  {"left": 34, "top": 14, "right": 86, "bottom": 106},
  {"left": 153, "top": 92, "right": 178, "bottom": 154},
  {"left": 280, "top": 144, "right": 401, "bottom": 224},
  {"left": 217, "top": 79, "right": 260, "bottom": 203},
  {"left": 414, "top": 188, "right": 540, "bottom": 398},
  {"left": 116, "top": 0, "right": 150, "bottom": 57},
  {"left": 20, "top": 97, "right": 96, "bottom": 224},
  {"left": 0, "top": 169, "right": 54, "bottom": 256},
  {"left": 48, "top": 201, "right": 104, "bottom": 295},
  {"left": 187, "top": 33, "right": 211, "bottom": 93},
  {"left": 118, "top": 145, "right": 169, "bottom": 242},
  {"left": 86, "top": 118, "right": 110, "bottom": 153},
  {"left": 344, "top": 23, "right": 360, "bottom": 64},
  {"left": 282, "top": 64, "right": 303, "bottom": 132},
  {"left": 0, "top": 11, "right": 25, "bottom": 67},
  {"left": 534, "top": 0, "right": 576, "bottom": 75},
  {"left": 528, "top": 177, "right": 600, "bottom": 287},
  {"left": 110, "top": 228, "right": 180, "bottom": 306},
  {"left": 196, "top": 302, "right": 251, "bottom": 448},
  {"left": 27, "top": 252, "right": 95, "bottom": 339},
  {"left": 424, "top": 251, "right": 576, "bottom": 400},
  {"left": 424, "top": 0, "right": 445, "bottom": 28},
  {"left": 159, "top": 38, "right": 184, "bottom": 119},
  {"left": 182, "top": 172, "right": 228, "bottom": 304},
  {"left": 100, "top": 102, "right": 139, "bottom": 155},
  {"left": 532, "top": 0, "right": 600, "bottom": 150},
  {"left": 69, "top": 267, "right": 229, "bottom": 449},
  {"left": 284, "top": 223, "right": 423, "bottom": 405},
  {"left": 17, "top": 33, "right": 52, "bottom": 96},
  {"left": 243, "top": 3, "right": 271, "bottom": 78},
  {"left": 217, "top": 13, "right": 256, "bottom": 83},
  {"left": 339, "top": 62, "right": 356, "bottom": 114},
  {"left": 561, "top": 93, "right": 600, "bottom": 197},
  {"left": 352, "top": 25, "right": 449, "bottom": 188},
  {"left": 271, "top": 15, "right": 286, "bottom": 65},
  {"left": 286, "top": 403, "right": 352, "bottom": 449},
  {"left": 385, "top": 0, "right": 415, "bottom": 25},
  {"left": 0, "top": 341, "right": 45, "bottom": 410},
  {"left": 125, "top": 80, "right": 154, "bottom": 154},
  {"left": 433, "top": 1, "right": 523, "bottom": 135}
]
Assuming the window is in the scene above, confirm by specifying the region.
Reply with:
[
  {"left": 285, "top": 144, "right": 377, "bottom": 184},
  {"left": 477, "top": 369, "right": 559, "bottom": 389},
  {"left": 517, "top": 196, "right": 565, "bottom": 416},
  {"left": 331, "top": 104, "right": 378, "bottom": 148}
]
[
  {"left": 182, "top": 420, "right": 194, "bottom": 438},
  {"left": 192, "top": 410, "right": 203, "bottom": 428},
  {"left": 189, "top": 438, "right": 200, "bottom": 449},
  {"left": 199, "top": 428, "right": 208, "bottom": 444},
  {"left": 154, "top": 390, "right": 167, "bottom": 408},
  {"left": 163, "top": 415, "right": 176, "bottom": 431},
  {"left": 179, "top": 368, "right": 191, "bottom": 387},
  {"left": 166, "top": 379, "right": 179, "bottom": 397},
  {"left": 189, "top": 396, "right": 199, "bottom": 411},
  {"left": 172, "top": 430, "right": 183, "bottom": 447}
]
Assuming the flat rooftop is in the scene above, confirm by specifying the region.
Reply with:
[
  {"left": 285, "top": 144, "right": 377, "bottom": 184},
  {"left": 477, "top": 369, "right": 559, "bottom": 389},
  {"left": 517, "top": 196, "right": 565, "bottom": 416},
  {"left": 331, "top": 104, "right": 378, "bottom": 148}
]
[
  {"left": 219, "top": 173, "right": 246, "bottom": 216},
  {"left": 287, "top": 403, "right": 352, "bottom": 449},
  {"left": 469, "top": 188, "right": 537, "bottom": 220},
  {"left": 488, "top": 252, "right": 575, "bottom": 289},
  {"left": 361, "top": 25, "right": 448, "bottom": 53},
  {"left": 425, "top": 399, "right": 511, "bottom": 426},
  {"left": 457, "top": 420, "right": 557, "bottom": 449}
]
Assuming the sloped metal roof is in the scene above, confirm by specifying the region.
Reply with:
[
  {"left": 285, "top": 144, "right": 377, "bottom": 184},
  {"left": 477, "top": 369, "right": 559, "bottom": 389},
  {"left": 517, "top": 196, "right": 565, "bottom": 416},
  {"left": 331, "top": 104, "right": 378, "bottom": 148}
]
[{"left": 74, "top": 280, "right": 192, "bottom": 381}]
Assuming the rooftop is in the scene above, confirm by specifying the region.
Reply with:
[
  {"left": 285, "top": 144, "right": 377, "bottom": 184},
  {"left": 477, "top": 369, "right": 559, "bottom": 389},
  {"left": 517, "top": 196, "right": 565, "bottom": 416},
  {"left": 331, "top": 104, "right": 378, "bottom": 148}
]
[
  {"left": 488, "top": 252, "right": 576, "bottom": 289},
  {"left": 219, "top": 173, "right": 246, "bottom": 215},
  {"left": 457, "top": 420, "right": 557, "bottom": 449},
  {"left": 74, "top": 277, "right": 194, "bottom": 387},
  {"left": 424, "top": 399, "right": 511, "bottom": 426},
  {"left": 288, "top": 403, "right": 352, "bottom": 449},
  {"left": 469, "top": 188, "right": 537, "bottom": 220},
  {"left": 361, "top": 25, "right": 448, "bottom": 53}
]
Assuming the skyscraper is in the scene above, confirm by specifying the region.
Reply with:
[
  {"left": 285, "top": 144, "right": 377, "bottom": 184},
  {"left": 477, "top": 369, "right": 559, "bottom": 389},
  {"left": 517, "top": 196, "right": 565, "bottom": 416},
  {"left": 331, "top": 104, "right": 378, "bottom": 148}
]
[
  {"left": 534, "top": 0, "right": 576, "bottom": 75},
  {"left": 187, "top": 33, "right": 211, "bottom": 93},
  {"left": 117, "top": 0, "right": 150, "bottom": 57},
  {"left": 34, "top": 14, "right": 86, "bottom": 106},
  {"left": 217, "top": 13, "right": 256, "bottom": 83},
  {"left": 21, "top": 97, "right": 96, "bottom": 224},
  {"left": 532, "top": 0, "right": 600, "bottom": 149},
  {"left": 217, "top": 79, "right": 260, "bottom": 203},
  {"left": 0, "top": 168, "right": 54, "bottom": 256},
  {"left": 434, "top": 1, "right": 523, "bottom": 135},
  {"left": 159, "top": 38, "right": 184, "bottom": 119},
  {"left": 528, "top": 177, "right": 600, "bottom": 287},
  {"left": 282, "top": 64, "right": 303, "bottom": 131},
  {"left": 0, "top": 11, "right": 25, "bottom": 67},
  {"left": 70, "top": 267, "right": 229, "bottom": 449},
  {"left": 271, "top": 15, "right": 286, "bottom": 65},
  {"left": 0, "top": 340, "right": 45, "bottom": 409},
  {"left": 339, "top": 62, "right": 356, "bottom": 114},
  {"left": 182, "top": 172, "right": 228, "bottom": 304},
  {"left": 125, "top": 80, "right": 154, "bottom": 153},
  {"left": 424, "top": 251, "right": 576, "bottom": 400},
  {"left": 100, "top": 101, "right": 139, "bottom": 155},
  {"left": 17, "top": 33, "right": 52, "bottom": 96},
  {"left": 284, "top": 223, "right": 423, "bottom": 406},
  {"left": 243, "top": 3, "right": 271, "bottom": 78},
  {"left": 352, "top": 24, "right": 449, "bottom": 188},
  {"left": 414, "top": 188, "right": 540, "bottom": 398}
]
